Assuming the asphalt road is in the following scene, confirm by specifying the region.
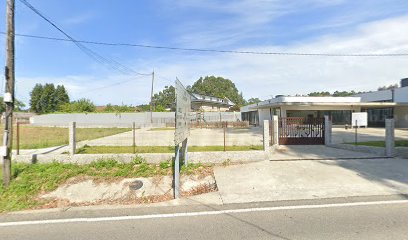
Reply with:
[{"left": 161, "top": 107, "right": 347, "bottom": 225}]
[{"left": 2, "top": 196, "right": 408, "bottom": 240}]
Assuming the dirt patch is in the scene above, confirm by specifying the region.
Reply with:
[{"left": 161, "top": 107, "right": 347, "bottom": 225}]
[{"left": 38, "top": 172, "right": 217, "bottom": 209}]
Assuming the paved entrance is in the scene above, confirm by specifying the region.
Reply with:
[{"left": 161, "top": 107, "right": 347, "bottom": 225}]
[
  {"left": 214, "top": 146, "right": 408, "bottom": 204},
  {"left": 269, "top": 145, "right": 379, "bottom": 160}
]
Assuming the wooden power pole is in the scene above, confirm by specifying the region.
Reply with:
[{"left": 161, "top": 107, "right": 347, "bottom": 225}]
[
  {"left": 150, "top": 70, "right": 154, "bottom": 123},
  {"left": 2, "top": 0, "right": 15, "bottom": 187}
]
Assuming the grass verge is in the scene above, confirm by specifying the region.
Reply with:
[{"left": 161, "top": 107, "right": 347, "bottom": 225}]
[
  {"left": 345, "top": 140, "right": 408, "bottom": 148},
  {"left": 0, "top": 125, "right": 131, "bottom": 149},
  {"left": 0, "top": 159, "right": 212, "bottom": 213},
  {"left": 148, "top": 127, "right": 175, "bottom": 131},
  {"left": 76, "top": 145, "right": 263, "bottom": 154}
]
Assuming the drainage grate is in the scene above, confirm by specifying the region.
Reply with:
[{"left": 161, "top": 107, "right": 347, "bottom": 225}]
[{"left": 129, "top": 180, "right": 143, "bottom": 190}]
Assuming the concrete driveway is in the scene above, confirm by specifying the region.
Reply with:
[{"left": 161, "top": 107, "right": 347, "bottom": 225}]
[
  {"left": 215, "top": 146, "right": 408, "bottom": 204},
  {"left": 80, "top": 127, "right": 263, "bottom": 146},
  {"left": 332, "top": 127, "right": 408, "bottom": 144}
]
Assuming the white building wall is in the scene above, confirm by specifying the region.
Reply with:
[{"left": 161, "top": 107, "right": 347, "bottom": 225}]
[
  {"left": 258, "top": 108, "right": 272, "bottom": 126},
  {"left": 395, "top": 106, "right": 408, "bottom": 128},
  {"left": 394, "top": 87, "right": 408, "bottom": 102},
  {"left": 354, "top": 90, "right": 392, "bottom": 102},
  {"left": 280, "top": 105, "right": 361, "bottom": 112}
]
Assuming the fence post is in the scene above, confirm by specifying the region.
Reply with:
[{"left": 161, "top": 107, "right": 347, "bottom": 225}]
[
  {"left": 132, "top": 122, "right": 136, "bottom": 154},
  {"left": 263, "top": 120, "right": 270, "bottom": 151},
  {"left": 385, "top": 119, "right": 395, "bottom": 157},
  {"left": 69, "top": 122, "right": 76, "bottom": 155},
  {"left": 324, "top": 116, "right": 332, "bottom": 145},
  {"left": 16, "top": 121, "right": 20, "bottom": 155},
  {"left": 272, "top": 115, "right": 279, "bottom": 146},
  {"left": 223, "top": 121, "right": 226, "bottom": 152}
]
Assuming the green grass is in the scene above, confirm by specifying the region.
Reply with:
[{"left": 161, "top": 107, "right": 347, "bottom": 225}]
[
  {"left": 0, "top": 125, "right": 131, "bottom": 149},
  {"left": 345, "top": 140, "right": 408, "bottom": 148},
  {"left": 148, "top": 127, "right": 175, "bottom": 131},
  {"left": 0, "top": 159, "right": 212, "bottom": 213},
  {"left": 76, "top": 145, "right": 264, "bottom": 154}
]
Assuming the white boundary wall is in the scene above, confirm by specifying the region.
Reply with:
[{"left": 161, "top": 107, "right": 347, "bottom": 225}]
[{"left": 30, "top": 112, "right": 241, "bottom": 128}]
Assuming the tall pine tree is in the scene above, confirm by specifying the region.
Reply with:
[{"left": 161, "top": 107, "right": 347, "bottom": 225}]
[
  {"left": 55, "top": 85, "right": 70, "bottom": 110},
  {"left": 29, "top": 83, "right": 43, "bottom": 113},
  {"left": 29, "top": 83, "right": 70, "bottom": 113}
]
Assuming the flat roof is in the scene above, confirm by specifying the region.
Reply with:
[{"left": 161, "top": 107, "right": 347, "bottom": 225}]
[{"left": 251, "top": 101, "right": 406, "bottom": 110}]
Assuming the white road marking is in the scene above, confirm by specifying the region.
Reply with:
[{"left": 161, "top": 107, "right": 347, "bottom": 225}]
[{"left": 1, "top": 199, "right": 408, "bottom": 227}]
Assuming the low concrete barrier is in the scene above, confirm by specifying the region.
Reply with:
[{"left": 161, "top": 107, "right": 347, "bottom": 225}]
[
  {"left": 13, "top": 151, "right": 270, "bottom": 165},
  {"left": 327, "top": 144, "right": 386, "bottom": 156},
  {"left": 330, "top": 143, "right": 407, "bottom": 159}
]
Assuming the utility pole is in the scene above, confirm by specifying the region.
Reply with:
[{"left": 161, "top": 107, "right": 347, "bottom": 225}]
[
  {"left": 150, "top": 70, "right": 154, "bottom": 123},
  {"left": 2, "top": 0, "right": 15, "bottom": 187}
]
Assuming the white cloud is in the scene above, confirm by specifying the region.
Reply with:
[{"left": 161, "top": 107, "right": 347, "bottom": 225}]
[
  {"left": 16, "top": 15, "right": 408, "bottom": 106},
  {"left": 153, "top": 15, "right": 408, "bottom": 101},
  {"left": 62, "top": 12, "right": 95, "bottom": 26},
  {"left": 166, "top": 0, "right": 348, "bottom": 47}
]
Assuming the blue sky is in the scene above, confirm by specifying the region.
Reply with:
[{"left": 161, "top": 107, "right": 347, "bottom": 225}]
[{"left": 1, "top": 0, "right": 408, "bottom": 106}]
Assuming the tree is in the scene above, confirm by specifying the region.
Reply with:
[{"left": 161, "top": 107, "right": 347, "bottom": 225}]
[
  {"left": 0, "top": 97, "right": 25, "bottom": 113},
  {"left": 247, "top": 98, "right": 262, "bottom": 105},
  {"left": 39, "top": 83, "right": 56, "bottom": 113},
  {"left": 378, "top": 84, "right": 399, "bottom": 91},
  {"left": 60, "top": 98, "right": 96, "bottom": 113},
  {"left": 29, "top": 83, "right": 70, "bottom": 113},
  {"left": 308, "top": 91, "right": 331, "bottom": 97},
  {"left": 135, "top": 104, "right": 150, "bottom": 112},
  {"left": 332, "top": 90, "right": 356, "bottom": 97},
  {"left": 190, "top": 76, "right": 246, "bottom": 107},
  {"left": 306, "top": 90, "right": 358, "bottom": 97},
  {"left": 152, "top": 85, "right": 175, "bottom": 111},
  {"left": 29, "top": 83, "right": 43, "bottom": 113},
  {"left": 54, "top": 85, "right": 70, "bottom": 110},
  {"left": 103, "top": 104, "right": 135, "bottom": 113}
]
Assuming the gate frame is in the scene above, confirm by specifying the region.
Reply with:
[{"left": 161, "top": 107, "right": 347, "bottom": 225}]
[{"left": 277, "top": 117, "right": 325, "bottom": 145}]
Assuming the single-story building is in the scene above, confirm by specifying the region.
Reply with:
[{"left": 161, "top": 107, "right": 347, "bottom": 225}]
[
  {"left": 191, "top": 93, "right": 235, "bottom": 112},
  {"left": 241, "top": 94, "right": 408, "bottom": 128},
  {"left": 353, "top": 78, "right": 408, "bottom": 128}
]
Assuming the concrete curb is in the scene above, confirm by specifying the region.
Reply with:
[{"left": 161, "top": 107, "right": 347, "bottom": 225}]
[
  {"left": 328, "top": 144, "right": 408, "bottom": 159},
  {"left": 13, "top": 151, "right": 271, "bottom": 164},
  {"left": 327, "top": 144, "right": 386, "bottom": 156}
]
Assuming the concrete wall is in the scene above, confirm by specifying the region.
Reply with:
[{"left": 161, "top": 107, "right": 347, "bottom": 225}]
[
  {"left": 394, "top": 87, "right": 408, "bottom": 102},
  {"left": 354, "top": 87, "right": 408, "bottom": 103},
  {"left": 258, "top": 109, "right": 271, "bottom": 126},
  {"left": 30, "top": 112, "right": 241, "bottom": 127},
  {"left": 354, "top": 90, "right": 392, "bottom": 102},
  {"left": 14, "top": 151, "right": 270, "bottom": 165},
  {"left": 395, "top": 106, "right": 408, "bottom": 128}
]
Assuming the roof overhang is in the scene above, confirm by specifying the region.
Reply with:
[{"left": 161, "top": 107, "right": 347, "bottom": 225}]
[{"left": 249, "top": 102, "right": 407, "bottom": 110}]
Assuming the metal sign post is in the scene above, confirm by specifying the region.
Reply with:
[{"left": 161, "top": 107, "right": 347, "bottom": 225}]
[
  {"left": 174, "top": 78, "right": 191, "bottom": 199},
  {"left": 174, "top": 144, "right": 180, "bottom": 198}
]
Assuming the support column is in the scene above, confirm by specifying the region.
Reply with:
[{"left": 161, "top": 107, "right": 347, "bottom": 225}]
[
  {"left": 324, "top": 116, "right": 332, "bottom": 145},
  {"left": 385, "top": 119, "right": 395, "bottom": 157},
  {"left": 272, "top": 115, "right": 279, "bottom": 146},
  {"left": 69, "top": 122, "right": 76, "bottom": 155},
  {"left": 263, "top": 120, "right": 270, "bottom": 151}
]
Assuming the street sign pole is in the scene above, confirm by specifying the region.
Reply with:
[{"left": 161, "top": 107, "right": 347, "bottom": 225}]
[
  {"left": 174, "top": 78, "right": 191, "bottom": 199},
  {"left": 182, "top": 138, "right": 188, "bottom": 166},
  {"left": 174, "top": 144, "right": 180, "bottom": 199}
]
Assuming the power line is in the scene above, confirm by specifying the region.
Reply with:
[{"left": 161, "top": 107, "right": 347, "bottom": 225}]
[
  {"left": 17, "top": 0, "right": 151, "bottom": 76},
  {"left": 77, "top": 74, "right": 148, "bottom": 95},
  {"left": 3, "top": 31, "right": 408, "bottom": 57}
]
